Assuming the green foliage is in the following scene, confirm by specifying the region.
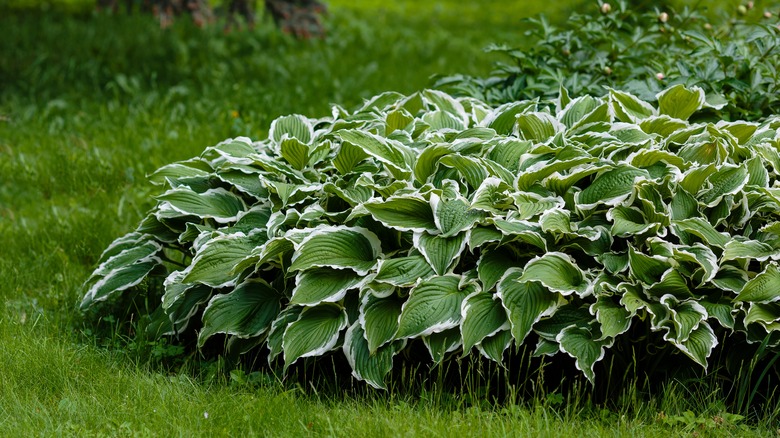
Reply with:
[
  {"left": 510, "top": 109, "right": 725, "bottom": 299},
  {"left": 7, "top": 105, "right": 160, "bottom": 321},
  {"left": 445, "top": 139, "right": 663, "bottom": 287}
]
[
  {"left": 82, "top": 85, "right": 780, "bottom": 389},
  {"left": 435, "top": 0, "right": 780, "bottom": 121}
]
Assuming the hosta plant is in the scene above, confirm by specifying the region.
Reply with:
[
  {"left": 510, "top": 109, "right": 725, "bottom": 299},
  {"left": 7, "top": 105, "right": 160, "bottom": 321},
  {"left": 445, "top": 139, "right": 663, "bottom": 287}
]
[
  {"left": 82, "top": 86, "right": 780, "bottom": 389},
  {"left": 435, "top": 0, "right": 780, "bottom": 121}
]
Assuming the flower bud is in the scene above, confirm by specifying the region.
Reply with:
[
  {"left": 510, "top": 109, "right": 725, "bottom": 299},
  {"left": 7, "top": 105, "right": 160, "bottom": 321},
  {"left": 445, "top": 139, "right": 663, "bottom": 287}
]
[
  {"left": 704, "top": 23, "right": 713, "bottom": 30},
  {"left": 764, "top": 11, "right": 773, "bottom": 18},
  {"left": 659, "top": 12, "right": 669, "bottom": 23},
  {"left": 600, "top": 3, "right": 611, "bottom": 14},
  {"left": 738, "top": 5, "right": 748, "bottom": 15},
  {"left": 656, "top": 72, "right": 665, "bottom": 80},
  {"left": 747, "top": 1, "right": 754, "bottom": 9},
  {"left": 603, "top": 66, "right": 613, "bottom": 75}
]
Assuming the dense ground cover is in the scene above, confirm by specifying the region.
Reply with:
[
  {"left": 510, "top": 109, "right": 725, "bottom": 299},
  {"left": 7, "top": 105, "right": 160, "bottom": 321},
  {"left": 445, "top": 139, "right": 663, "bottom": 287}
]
[{"left": 3, "top": 0, "right": 780, "bottom": 435}]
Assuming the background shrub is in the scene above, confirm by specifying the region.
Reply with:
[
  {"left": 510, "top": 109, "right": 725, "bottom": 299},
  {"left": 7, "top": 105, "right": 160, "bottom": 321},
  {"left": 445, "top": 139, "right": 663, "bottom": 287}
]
[{"left": 435, "top": 0, "right": 780, "bottom": 122}]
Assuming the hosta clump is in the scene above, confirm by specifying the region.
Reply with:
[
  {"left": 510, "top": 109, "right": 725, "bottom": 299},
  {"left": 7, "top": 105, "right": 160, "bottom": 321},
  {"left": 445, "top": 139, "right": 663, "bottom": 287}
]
[
  {"left": 435, "top": 0, "right": 780, "bottom": 121},
  {"left": 82, "top": 86, "right": 780, "bottom": 388}
]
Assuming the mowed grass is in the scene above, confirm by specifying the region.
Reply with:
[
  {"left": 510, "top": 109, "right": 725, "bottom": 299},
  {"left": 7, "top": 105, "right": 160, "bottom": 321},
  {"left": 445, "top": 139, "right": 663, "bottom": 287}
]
[
  {"left": 1, "top": 1, "right": 779, "bottom": 435},
  {"left": 2, "top": 321, "right": 769, "bottom": 437}
]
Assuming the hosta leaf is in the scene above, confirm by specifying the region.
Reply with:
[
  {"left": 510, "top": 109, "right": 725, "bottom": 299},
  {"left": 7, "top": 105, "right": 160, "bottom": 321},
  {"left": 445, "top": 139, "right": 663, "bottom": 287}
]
[
  {"left": 431, "top": 194, "right": 484, "bottom": 237},
  {"left": 469, "top": 225, "right": 503, "bottom": 249},
  {"left": 672, "top": 217, "right": 730, "bottom": 249},
  {"left": 209, "top": 138, "right": 256, "bottom": 161},
  {"left": 575, "top": 166, "right": 649, "bottom": 210},
  {"left": 744, "top": 303, "right": 780, "bottom": 328},
  {"left": 619, "top": 284, "right": 651, "bottom": 317},
  {"left": 374, "top": 256, "right": 435, "bottom": 287},
  {"left": 539, "top": 208, "right": 573, "bottom": 235},
  {"left": 267, "top": 306, "right": 302, "bottom": 364},
  {"left": 461, "top": 291, "right": 509, "bottom": 352},
  {"left": 232, "top": 206, "right": 273, "bottom": 234},
  {"left": 559, "top": 95, "right": 599, "bottom": 128},
  {"left": 483, "top": 101, "right": 536, "bottom": 135},
  {"left": 157, "top": 187, "right": 245, "bottom": 223},
  {"left": 423, "top": 110, "right": 464, "bottom": 131},
  {"left": 477, "top": 330, "right": 513, "bottom": 364},
  {"left": 661, "top": 295, "right": 707, "bottom": 343},
  {"left": 198, "top": 279, "right": 281, "bottom": 347},
  {"left": 183, "top": 233, "right": 263, "bottom": 288},
  {"left": 92, "top": 240, "right": 161, "bottom": 277},
  {"left": 323, "top": 183, "right": 373, "bottom": 206},
  {"left": 471, "top": 177, "right": 513, "bottom": 214},
  {"left": 336, "top": 130, "right": 410, "bottom": 172},
  {"left": 533, "top": 338, "right": 560, "bottom": 357},
  {"left": 415, "top": 145, "right": 452, "bottom": 183},
  {"left": 386, "top": 109, "right": 414, "bottom": 134},
  {"left": 270, "top": 114, "right": 313, "bottom": 144},
  {"left": 670, "top": 189, "right": 698, "bottom": 221},
  {"left": 711, "top": 265, "right": 749, "bottom": 293},
  {"left": 333, "top": 140, "right": 370, "bottom": 174},
  {"left": 493, "top": 218, "right": 547, "bottom": 250},
  {"left": 657, "top": 84, "right": 705, "bottom": 121},
  {"left": 698, "top": 165, "right": 748, "bottom": 208},
  {"left": 700, "top": 298, "right": 736, "bottom": 329},
  {"left": 289, "top": 226, "right": 381, "bottom": 276},
  {"left": 291, "top": 268, "right": 363, "bottom": 306},
  {"left": 216, "top": 168, "right": 268, "bottom": 199},
  {"left": 746, "top": 155, "right": 769, "bottom": 188},
  {"left": 518, "top": 252, "right": 590, "bottom": 297},
  {"left": 81, "top": 260, "right": 159, "bottom": 308},
  {"left": 363, "top": 196, "right": 436, "bottom": 232},
  {"left": 646, "top": 269, "right": 693, "bottom": 299},
  {"left": 360, "top": 91, "right": 405, "bottom": 113},
  {"left": 676, "top": 323, "right": 717, "bottom": 369},
  {"left": 639, "top": 115, "right": 688, "bottom": 137},
  {"left": 610, "top": 124, "right": 652, "bottom": 144},
  {"left": 628, "top": 147, "right": 686, "bottom": 171},
  {"left": 608, "top": 206, "right": 656, "bottom": 237},
  {"left": 396, "top": 275, "right": 475, "bottom": 339},
  {"left": 94, "top": 232, "right": 149, "bottom": 265},
  {"left": 423, "top": 329, "right": 462, "bottom": 364},
  {"left": 516, "top": 112, "right": 564, "bottom": 142},
  {"left": 439, "top": 154, "right": 489, "bottom": 188},
  {"left": 598, "top": 252, "right": 628, "bottom": 274},
  {"left": 716, "top": 121, "right": 757, "bottom": 144},
  {"left": 680, "top": 164, "right": 717, "bottom": 194},
  {"left": 556, "top": 325, "right": 613, "bottom": 384},
  {"left": 360, "top": 291, "right": 403, "bottom": 352},
  {"left": 736, "top": 264, "right": 780, "bottom": 303},
  {"left": 343, "top": 323, "right": 397, "bottom": 390},
  {"left": 516, "top": 156, "right": 593, "bottom": 191},
  {"left": 722, "top": 240, "right": 780, "bottom": 262},
  {"left": 477, "top": 246, "right": 519, "bottom": 292},
  {"left": 487, "top": 138, "right": 532, "bottom": 172},
  {"left": 245, "top": 236, "right": 294, "bottom": 270},
  {"left": 423, "top": 89, "right": 469, "bottom": 126},
  {"left": 413, "top": 232, "right": 467, "bottom": 276},
  {"left": 512, "top": 193, "right": 565, "bottom": 220},
  {"left": 283, "top": 303, "right": 348, "bottom": 368},
  {"left": 497, "top": 269, "right": 559, "bottom": 343},
  {"left": 610, "top": 89, "right": 656, "bottom": 122},
  {"left": 265, "top": 181, "right": 320, "bottom": 208},
  {"left": 590, "top": 297, "right": 631, "bottom": 340},
  {"left": 150, "top": 161, "right": 211, "bottom": 184},
  {"left": 279, "top": 137, "right": 310, "bottom": 171},
  {"left": 628, "top": 246, "right": 672, "bottom": 286}
]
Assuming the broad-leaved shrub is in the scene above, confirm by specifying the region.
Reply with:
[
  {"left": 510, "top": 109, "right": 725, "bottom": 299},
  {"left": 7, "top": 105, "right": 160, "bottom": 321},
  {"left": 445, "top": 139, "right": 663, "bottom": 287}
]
[
  {"left": 435, "top": 1, "right": 780, "bottom": 121},
  {"left": 82, "top": 86, "right": 780, "bottom": 388}
]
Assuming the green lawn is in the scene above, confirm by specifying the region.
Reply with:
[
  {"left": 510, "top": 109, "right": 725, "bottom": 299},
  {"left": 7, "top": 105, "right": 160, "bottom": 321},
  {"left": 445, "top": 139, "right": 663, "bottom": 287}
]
[{"left": 1, "top": 1, "right": 778, "bottom": 435}]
